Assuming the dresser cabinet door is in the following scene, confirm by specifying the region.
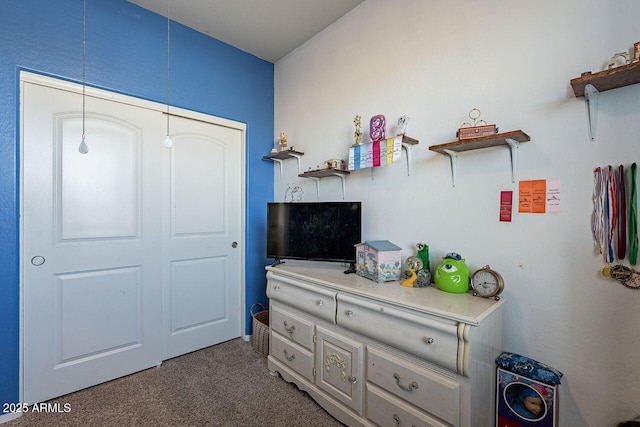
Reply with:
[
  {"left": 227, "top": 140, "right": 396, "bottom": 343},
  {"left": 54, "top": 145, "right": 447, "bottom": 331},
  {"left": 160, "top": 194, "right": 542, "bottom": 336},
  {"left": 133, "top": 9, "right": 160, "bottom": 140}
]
[{"left": 315, "top": 326, "right": 364, "bottom": 415}]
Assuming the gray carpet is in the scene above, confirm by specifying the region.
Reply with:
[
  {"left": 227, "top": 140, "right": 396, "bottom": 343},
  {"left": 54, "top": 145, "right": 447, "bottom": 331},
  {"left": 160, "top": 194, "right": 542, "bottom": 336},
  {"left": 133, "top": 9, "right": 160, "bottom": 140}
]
[{"left": 5, "top": 338, "right": 344, "bottom": 427}]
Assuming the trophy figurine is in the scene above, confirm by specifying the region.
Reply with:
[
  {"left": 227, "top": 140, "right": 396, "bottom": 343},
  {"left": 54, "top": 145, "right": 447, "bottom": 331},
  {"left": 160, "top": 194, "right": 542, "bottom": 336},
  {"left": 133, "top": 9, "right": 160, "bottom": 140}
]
[
  {"left": 279, "top": 132, "right": 288, "bottom": 151},
  {"left": 353, "top": 115, "right": 363, "bottom": 146},
  {"left": 397, "top": 116, "right": 410, "bottom": 135}
]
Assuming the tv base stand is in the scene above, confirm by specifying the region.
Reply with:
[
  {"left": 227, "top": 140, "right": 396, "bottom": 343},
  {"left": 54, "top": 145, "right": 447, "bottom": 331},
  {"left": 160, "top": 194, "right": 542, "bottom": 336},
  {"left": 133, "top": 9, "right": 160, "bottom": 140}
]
[{"left": 343, "top": 262, "right": 356, "bottom": 274}]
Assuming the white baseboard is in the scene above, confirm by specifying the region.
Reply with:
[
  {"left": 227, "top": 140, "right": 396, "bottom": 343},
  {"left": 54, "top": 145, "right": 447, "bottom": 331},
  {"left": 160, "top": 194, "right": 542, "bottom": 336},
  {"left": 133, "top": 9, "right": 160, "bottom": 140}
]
[
  {"left": 242, "top": 334, "right": 251, "bottom": 342},
  {"left": 0, "top": 411, "right": 22, "bottom": 424}
]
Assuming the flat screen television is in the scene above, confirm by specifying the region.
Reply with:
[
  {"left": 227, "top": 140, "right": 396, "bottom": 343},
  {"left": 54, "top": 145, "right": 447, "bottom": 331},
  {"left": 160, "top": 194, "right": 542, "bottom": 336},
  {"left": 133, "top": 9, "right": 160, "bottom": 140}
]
[{"left": 267, "top": 202, "right": 361, "bottom": 269}]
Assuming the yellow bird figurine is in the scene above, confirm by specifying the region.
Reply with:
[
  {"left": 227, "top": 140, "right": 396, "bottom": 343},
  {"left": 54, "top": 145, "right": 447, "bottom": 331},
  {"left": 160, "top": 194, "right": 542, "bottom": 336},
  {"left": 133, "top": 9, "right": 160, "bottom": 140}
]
[{"left": 400, "top": 269, "right": 417, "bottom": 287}]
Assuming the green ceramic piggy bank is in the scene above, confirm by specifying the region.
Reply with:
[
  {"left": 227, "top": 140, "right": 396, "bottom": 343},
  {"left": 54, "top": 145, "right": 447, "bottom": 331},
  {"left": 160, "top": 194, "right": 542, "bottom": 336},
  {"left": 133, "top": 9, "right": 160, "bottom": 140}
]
[{"left": 434, "top": 252, "right": 470, "bottom": 293}]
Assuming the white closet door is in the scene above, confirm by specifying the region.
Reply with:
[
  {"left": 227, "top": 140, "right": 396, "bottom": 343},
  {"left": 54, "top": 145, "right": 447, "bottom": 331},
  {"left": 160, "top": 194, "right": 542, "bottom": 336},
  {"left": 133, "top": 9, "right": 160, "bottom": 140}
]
[
  {"left": 21, "top": 74, "right": 244, "bottom": 404},
  {"left": 162, "top": 115, "right": 243, "bottom": 360},
  {"left": 22, "top": 81, "right": 164, "bottom": 404}
]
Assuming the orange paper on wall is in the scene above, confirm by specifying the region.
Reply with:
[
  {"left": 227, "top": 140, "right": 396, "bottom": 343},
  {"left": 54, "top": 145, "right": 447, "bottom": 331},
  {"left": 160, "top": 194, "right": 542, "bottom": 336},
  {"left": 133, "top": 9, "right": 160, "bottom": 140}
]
[
  {"left": 532, "top": 179, "right": 546, "bottom": 213},
  {"left": 518, "top": 181, "right": 532, "bottom": 213},
  {"left": 519, "top": 179, "right": 547, "bottom": 213}
]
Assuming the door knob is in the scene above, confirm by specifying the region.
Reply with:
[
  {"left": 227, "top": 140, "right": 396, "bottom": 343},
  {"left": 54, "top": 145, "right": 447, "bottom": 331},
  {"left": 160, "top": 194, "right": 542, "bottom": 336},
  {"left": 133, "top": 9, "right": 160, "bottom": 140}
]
[
  {"left": 31, "top": 256, "right": 45, "bottom": 266},
  {"left": 231, "top": 242, "right": 238, "bottom": 248}
]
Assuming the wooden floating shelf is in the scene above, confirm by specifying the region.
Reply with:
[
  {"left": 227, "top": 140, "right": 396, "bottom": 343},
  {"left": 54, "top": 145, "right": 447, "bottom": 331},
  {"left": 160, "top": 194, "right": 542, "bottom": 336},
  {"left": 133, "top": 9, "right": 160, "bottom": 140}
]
[
  {"left": 399, "top": 134, "right": 419, "bottom": 145},
  {"left": 428, "top": 130, "right": 530, "bottom": 187},
  {"left": 428, "top": 130, "right": 530, "bottom": 155},
  {"left": 299, "top": 168, "right": 350, "bottom": 200},
  {"left": 263, "top": 149, "right": 304, "bottom": 177},
  {"left": 569, "top": 60, "right": 640, "bottom": 140},
  {"left": 262, "top": 149, "right": 305, "bottom": 160},
  {"left": 299, "top": 169, "right": 350, "bottom": 179},
  {"left": 570, "top": 60, "right": 640, "bottom": 97}
]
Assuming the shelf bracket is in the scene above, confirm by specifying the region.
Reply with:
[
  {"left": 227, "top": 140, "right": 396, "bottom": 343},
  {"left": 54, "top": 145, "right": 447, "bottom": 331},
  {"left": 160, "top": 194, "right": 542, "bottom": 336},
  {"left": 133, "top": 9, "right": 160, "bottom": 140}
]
[
  {"left": 443, "top": 149, "right": 458, "bottom": 187},
  {"left": 272, "top": 158, "right": 285, "bottom": 179},
  {"left": 584, "top": 84, "right": 599, "bottom": 141},
  {"left": 305, "top": 174, "right": 347, "bottom": 200},
  {"left": 402, "top": 142, "right": 413, "bottom": 176},
  {"left": 333, "top": 173, "right": 347, "bottom": 199},
  {"left": 307, "top": 177, "right": 321, "bottom": 200},
  {"left": 271, "top": 153, "right": 303, "bottom": 179},
  {"left": 289, "top": 153, "right": 303, "bottom": 175},
  {"left": 505, "top": 138, "right": 520, "bottom": 183}
]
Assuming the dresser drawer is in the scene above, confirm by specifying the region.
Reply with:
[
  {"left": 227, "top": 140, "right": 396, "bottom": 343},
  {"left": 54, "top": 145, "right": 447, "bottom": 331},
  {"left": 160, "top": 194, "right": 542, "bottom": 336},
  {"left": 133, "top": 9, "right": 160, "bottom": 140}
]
[
  {"left": 271, "top": 303, "right": 315, "bottom": 351},
  {"left": 367, "top": 347, "right": 460, "bottom": 425},
  {"left": 268, "top": 276, "right": 336, "bottom": 323},
  {"left": 271, "top": 333, "right": 314, "bottom": 382},
  {"left": 337, "top": 294, "right": 460, "bottom": 372},
  {"left": 366, "top": 383, "right": 451, "bottom": 427}
]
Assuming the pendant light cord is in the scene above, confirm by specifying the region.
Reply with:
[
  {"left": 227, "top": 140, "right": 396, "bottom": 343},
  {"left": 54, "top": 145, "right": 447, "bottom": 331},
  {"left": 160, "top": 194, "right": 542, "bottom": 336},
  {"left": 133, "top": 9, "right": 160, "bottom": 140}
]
[
  {"left": 78, "top": 0, "right": 89, "bottom": 154},
  {"left": 163, "top": 0, "right": 174, "bottom": 148},
  {"left": 166, "top": 0, "right": 171, "bottom": 136},
  {"left": 82, "top": 0, "right": 86, "bottom": 140}
]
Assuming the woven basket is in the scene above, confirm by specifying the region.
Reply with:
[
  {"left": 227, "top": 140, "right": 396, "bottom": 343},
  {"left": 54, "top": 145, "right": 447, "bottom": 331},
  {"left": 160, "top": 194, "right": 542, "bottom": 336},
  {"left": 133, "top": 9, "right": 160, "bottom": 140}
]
[{"left": 250, "top": 303, "right": 269, "bottom": 357}]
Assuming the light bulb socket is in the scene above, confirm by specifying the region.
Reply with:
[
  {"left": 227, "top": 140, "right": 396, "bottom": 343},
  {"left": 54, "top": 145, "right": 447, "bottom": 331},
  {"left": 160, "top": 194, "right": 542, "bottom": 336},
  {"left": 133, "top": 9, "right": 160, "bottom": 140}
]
[{"left": 164, "top": 135, "right": 174, "bottom": 148}]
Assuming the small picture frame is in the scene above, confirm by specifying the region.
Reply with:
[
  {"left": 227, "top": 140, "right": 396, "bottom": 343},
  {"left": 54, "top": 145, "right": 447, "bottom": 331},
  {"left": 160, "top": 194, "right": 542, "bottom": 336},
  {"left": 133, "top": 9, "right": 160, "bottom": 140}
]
[
  {"left": 634, "top": 41, "right": 640, "bottom": 62},
  {"left": 496, "top": 367, "right": 559, "bottom": 427}
]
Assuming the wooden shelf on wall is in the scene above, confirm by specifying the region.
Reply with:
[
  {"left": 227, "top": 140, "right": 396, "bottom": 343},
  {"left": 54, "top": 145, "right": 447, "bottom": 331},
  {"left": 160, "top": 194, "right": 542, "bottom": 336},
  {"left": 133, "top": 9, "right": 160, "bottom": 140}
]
[
  {"left": 299, "top": 168, "right": 350, "bottom": 199},
  {"left": 428, "top": 130, "right": 530, "bottom": 154},
  {"left": 400, "top": 135, "right": 419, "bottom": 146},
  {"left": 570, "top": 60, "right": 640, "bottom": 140},
  {"left": 263, "top": 149, "right": 304, "bottom": 177},
  {"left": 299, "top": 168, "right": 349, "bottom": 179},
  {"left": 570, "top": 60, "right": 640, "bottom": 97},
  {"left": 262, "top": 149, "right": 305, "bottom": 160},
  {"left": 428, "top": 130, "right": 530, "bottom": 187}
]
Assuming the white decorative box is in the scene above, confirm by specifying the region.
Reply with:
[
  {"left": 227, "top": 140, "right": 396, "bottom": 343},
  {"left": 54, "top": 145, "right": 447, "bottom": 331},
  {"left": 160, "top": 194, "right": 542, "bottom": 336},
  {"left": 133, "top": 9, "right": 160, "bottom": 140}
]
[{"left": 355, "top": 240, "right": 402, "bottom": 283}]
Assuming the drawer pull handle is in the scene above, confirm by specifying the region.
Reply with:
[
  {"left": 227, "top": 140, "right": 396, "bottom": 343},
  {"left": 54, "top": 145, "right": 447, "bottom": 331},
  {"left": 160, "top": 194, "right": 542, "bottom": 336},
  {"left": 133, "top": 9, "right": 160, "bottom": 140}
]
[
  {"left": 393, "top": 372, "right": 419, "bottom": 392},
  {"left": 392, "top": 414, "right": 416, "bottom": 427},
  {"left": 283, "top": 321, "right": 296, "bottom": 336},
  {"left": 348, "top": 375, "right": 357, "bottom": 384},
  {"left": 283, "top": 349, "right": 295, "bottom": 362},
  {"left": 274, "top": 284, "right": 281, "bottom": 291},
  {"left": 316, "top": 299, "right": 324, "bottom": 306},
  {"left": 345, "top": 310, "right": 354, "bottom": 318},
  {"left": 423, "top": 337, "right": 435, "bottom": 345}
]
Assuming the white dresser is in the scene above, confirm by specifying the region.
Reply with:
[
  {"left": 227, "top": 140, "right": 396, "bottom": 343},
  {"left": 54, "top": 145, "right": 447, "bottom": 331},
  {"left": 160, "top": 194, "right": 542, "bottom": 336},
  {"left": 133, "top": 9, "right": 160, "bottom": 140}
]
[{"left": 266, "top": 262, "right": 504, "bottom": 427}]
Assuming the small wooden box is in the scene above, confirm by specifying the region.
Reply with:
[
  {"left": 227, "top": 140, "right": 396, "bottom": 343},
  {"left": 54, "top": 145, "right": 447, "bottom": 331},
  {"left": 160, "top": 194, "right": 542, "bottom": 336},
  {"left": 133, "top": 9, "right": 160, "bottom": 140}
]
[
  {"left": 457, "top": 124, "right": 497, "bottom": 140},
  {"left": 355, "top": 240, "right": 402, "bottom": 283}
]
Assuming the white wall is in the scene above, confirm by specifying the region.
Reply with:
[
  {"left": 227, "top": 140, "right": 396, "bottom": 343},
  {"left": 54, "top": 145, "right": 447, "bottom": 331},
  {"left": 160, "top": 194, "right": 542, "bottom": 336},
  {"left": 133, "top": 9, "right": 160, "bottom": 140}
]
[{"left": 274, "top": 0, "right": 640, "bottom": 425}]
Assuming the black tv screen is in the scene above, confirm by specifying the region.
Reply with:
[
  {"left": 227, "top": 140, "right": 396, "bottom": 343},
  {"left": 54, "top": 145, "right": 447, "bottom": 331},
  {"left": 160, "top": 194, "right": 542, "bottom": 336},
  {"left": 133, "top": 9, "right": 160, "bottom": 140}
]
[{"left": 267, "top": 202, "right": 362, "bottom": 264}]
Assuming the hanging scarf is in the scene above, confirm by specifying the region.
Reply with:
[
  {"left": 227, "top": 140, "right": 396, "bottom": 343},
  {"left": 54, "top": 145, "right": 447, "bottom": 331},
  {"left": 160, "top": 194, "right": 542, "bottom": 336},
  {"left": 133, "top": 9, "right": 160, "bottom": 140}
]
[
  {"left": 605, "top": 166, "right": 617, "bottom": 263},
  {"left": 629, "top": 163, "right": 638, "bottom": 265},
  {"left": 592, "top": 167, "right": 605, "bottom": 257},
  {"left": 617, "top": 165, "right": 627, "bottom": 260}
]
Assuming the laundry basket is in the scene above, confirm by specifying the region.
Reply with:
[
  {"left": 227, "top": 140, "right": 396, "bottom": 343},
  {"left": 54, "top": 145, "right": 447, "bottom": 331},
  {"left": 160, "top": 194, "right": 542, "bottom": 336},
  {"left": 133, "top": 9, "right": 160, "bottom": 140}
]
[{"left": 250, "top": 303, "right": 269, "bottom": 357}]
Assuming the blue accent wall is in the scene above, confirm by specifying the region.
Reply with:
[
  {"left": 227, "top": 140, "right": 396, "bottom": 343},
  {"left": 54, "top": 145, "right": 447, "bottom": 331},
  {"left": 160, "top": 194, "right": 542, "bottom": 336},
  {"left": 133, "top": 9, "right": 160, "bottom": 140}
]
[{"left": 0, "top": 0, "right": 273, "bottom": 406}]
